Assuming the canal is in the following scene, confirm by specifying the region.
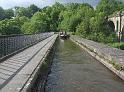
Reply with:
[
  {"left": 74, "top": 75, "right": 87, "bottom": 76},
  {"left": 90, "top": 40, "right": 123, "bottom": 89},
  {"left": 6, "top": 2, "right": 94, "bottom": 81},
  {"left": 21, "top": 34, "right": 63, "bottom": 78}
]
[{"left": 45, "top": 39, "right": 124, "bottom": 92}]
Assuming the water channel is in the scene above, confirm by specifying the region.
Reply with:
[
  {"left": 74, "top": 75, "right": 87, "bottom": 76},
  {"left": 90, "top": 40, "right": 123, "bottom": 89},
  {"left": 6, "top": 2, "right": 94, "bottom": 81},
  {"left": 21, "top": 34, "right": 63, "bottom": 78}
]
[{"left": 45, "top": 39, "right": 124, "bottom": 92}]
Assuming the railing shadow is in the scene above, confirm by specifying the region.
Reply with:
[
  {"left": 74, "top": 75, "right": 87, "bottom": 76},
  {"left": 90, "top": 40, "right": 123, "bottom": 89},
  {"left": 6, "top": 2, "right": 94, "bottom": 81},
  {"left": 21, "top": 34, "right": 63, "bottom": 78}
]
[{"left": 0, "top": 32, "right": 54, "bottom": 62}]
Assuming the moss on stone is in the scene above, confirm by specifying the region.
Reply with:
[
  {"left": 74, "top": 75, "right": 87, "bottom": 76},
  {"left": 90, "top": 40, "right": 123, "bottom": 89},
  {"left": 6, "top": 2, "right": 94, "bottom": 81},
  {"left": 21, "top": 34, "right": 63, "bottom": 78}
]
[{"left": 109, "top": 60, "right": 123, "bottom": 70}]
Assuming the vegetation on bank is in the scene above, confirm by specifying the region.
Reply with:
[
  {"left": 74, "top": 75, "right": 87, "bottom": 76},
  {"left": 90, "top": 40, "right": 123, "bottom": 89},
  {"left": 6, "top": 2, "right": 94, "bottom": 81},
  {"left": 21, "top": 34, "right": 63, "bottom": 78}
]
[
  {"left": 109, "top": 42, "right": 124, "bottom": 50},
  {"left": 0, "top": 0, "right": 124, "bottom": 46}
]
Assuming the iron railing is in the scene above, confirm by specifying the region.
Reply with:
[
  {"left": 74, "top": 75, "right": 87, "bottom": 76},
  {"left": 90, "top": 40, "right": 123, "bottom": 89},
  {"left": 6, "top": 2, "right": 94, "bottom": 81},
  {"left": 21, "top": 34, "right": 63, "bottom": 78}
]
[{"left": 0, "top": 32, "right": 54, "bottom": 59}]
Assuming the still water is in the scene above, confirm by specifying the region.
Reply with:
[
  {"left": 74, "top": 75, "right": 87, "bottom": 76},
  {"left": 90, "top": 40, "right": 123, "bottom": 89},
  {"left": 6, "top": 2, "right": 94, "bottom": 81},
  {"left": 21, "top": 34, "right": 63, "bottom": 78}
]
[{"left": 45, "top": 39, "right": 124, "bottom": 92}]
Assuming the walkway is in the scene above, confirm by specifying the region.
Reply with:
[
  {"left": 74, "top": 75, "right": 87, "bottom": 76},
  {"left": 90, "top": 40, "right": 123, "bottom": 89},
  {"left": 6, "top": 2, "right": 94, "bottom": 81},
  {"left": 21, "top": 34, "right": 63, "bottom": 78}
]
[{"left": 0, "top": 34, "right": 58, "bottom": 92}]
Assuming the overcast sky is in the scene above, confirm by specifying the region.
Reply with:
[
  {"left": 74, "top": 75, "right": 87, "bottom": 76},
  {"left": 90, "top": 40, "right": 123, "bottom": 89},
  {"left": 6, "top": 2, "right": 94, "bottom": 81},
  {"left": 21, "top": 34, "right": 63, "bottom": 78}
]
[
  {"left": 0, "top": 0, "right": 124, "bottom": 9},
  {"left": 0, "top": 0, "right": 100, "bottom": 9}
]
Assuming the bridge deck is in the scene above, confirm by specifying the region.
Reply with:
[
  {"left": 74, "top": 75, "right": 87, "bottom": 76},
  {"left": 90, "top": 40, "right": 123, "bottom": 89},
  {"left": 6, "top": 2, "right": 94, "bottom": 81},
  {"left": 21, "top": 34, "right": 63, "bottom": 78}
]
[{"left": 0, "top": 34, "right": 58, "bottom": 92}]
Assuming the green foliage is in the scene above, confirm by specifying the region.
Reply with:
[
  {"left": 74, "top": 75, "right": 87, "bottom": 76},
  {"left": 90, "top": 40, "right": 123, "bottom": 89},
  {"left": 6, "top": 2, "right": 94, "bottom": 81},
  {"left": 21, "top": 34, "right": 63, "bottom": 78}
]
[
  {"left": 0, "top": 16, "right": 29, "bottom": 35},
  {"left": 0, "top": 19, "right": 21, "bottom": 35},
  {"left": 76, "top": 20, "right": 90, "bottom": 38},
  {"left": 0, "top": 3, "right": 64, "bottom": 35},
  {"left": 0, "top": 7, "right": 14, "bottom": 20},
  {"left": 58, "top": 3, "right": 94, "bottom": 33},
  {"left": 96, "top": 0, "right": 124, "bottom": 15},
  {"left": 15, "top": 4, "right": 40, "bottom": 18},
  {"left": 16, "top": 7, "right": 32, "bottom": 17},
  {"left": 110, "top": 42, "right": 124, "bottom": 50},
  {"left": 0, "top": 0, "right": 124, "bottom": 45},
  {"left": 74, "top": 0, "right": 123, "bottom": 43},
  {"left": 87, "top": 12, "right": 116, "bottom": 43},
  {"left": 22, "top": 12, "right": 49, "bottom": 34},
  {"left": 41, "top": 2, "right": 65, "bottom": 32},
  {"left": 0, "top": 7, "right": 5, "bottom": 20},
  {"left": 28, "top": 4, "right": 40, "bottom": 16},
  {"left": 4, "top": 9, "right": 14, "bottom": 19}
]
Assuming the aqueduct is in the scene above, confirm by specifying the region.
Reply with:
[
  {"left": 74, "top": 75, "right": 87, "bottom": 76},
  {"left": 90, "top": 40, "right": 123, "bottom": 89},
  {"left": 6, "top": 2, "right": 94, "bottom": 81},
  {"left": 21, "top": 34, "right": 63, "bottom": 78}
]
[{"left": 108, "top": 11, "right": 124, "bottom": 41}]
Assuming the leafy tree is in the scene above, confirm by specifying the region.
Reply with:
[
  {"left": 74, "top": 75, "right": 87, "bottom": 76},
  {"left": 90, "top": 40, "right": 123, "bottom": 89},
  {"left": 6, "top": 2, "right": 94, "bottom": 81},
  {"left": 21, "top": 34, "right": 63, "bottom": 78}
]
[
  {"left": 96, "top": 0, "right": 124, "bottom": 15},
  {"left": 22, "top": 12, "right": 49, "bottom": 34},
  {"left": 39, "top": 2, "right": 65, "bottom": 32},
  {"left": 0, "top": 16, "right": 29, "bottom": 35},
  {"left": 4, "top": 9, "right": 14, "bottom": 19},
  {"left": 0, "top": 19, "right": 21, "bottom": 35},
  {"left": 76, "top": 20, "right": 90, "bottom": 37},
  {"left": 0, "top": 0, "right": 123, "bottom": 44},
  {"left": 14, "top": 5, "right": 40, "bottom": 18},
  {"left": 16, "top": 7, "right": 31, "bottom": 17},
  {"left": 88, "top": 12, "right": 116, "bottom": 43},
  {"left": 28, "top": 4, "right": 40, "bottom": 16},
  {"left": 58, "top": 3, "right": 94, "bottom": 33},
  {"left": 0, "top": 7, "right": 5, "bottom": 20},
  {"left": 50, "top": 2, "right": 65, "bottom": 31}
]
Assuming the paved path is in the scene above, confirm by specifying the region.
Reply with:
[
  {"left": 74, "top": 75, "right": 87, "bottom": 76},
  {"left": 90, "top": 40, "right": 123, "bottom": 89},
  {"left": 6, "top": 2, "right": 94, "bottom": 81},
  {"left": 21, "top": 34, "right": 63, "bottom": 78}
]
[
  {"left": 0, "top": 34, "right": 58, "bottom": 92},
  {"left": 71, "top": 35, "right": 124, "bottom": 64}
]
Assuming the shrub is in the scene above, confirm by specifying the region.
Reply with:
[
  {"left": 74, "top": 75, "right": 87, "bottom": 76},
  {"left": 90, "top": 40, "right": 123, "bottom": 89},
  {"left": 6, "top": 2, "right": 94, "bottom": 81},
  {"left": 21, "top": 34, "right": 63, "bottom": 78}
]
[{"left": 111, "top": 42, "right": 124, "bottom": 50}]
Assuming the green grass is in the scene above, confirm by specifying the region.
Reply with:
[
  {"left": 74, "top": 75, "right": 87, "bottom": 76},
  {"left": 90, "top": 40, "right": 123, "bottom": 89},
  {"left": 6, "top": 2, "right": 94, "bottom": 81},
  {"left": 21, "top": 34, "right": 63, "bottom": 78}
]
[{"left": 109, "top": 42, "right": 124, "bottom": 50}]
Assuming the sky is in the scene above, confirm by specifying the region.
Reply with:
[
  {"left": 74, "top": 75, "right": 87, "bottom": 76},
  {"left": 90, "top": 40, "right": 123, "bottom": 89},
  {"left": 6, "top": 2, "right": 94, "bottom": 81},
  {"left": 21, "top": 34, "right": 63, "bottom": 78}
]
[
  {"left": 0, "top": 0, "right": 124, "bottom": 9},
  {"left": 0, "top": 0, "right": 100, "bottom": 9}
]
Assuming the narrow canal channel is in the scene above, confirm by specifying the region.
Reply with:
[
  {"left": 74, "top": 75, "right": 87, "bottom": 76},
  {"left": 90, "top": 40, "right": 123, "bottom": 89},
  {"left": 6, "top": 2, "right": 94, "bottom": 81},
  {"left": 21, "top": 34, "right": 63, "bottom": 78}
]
[{"left": 45, "top": 39, "right": 124, "bottom": 92}]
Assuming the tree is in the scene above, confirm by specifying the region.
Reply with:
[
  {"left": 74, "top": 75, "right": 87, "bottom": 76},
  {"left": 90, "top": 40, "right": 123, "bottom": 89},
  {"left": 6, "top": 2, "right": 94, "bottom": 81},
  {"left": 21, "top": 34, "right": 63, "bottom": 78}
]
[
  {"left": 96, "top": 0, "right": 124, "bottom": 15},
  {"left": 58, "top": 3, "right": 94, "bottom": 33},
  {"left": 0, "top": 19, "right": 22, "bottom": 35},
  {"left": 0, "top": 7, "right": 5, "bottom": 20},
  {"left": 15, "top": 5, "right": 40, "bottom": 18},
  {"left": 4, "top": 9, "right": 14, "bottom": 19},
  {"left": 50, "top": 2, "right": 65, "bottom": 31},
  {"left": 39, "top": 3, "right": 65, "bottom": 32},
  {"left": 16, "top": 7, "right": 31, "bottom": 17},
  {"left": 28, "top": 4, "right": 40, "bottom": 16},
  {"left": 22, "top": 12, "right": 49, "bottom": 34},
  {"left": 88, "top": 12, "right": 116, "bottom": 43},
  {"left": 76, "top": 20, "right": 90, "bottom": 37},
  {"left": 0, "top": 16, "right": 29, "bottom": 35},
  {"left": 0, "top": 0, "right": 121, "bottom": 43}
]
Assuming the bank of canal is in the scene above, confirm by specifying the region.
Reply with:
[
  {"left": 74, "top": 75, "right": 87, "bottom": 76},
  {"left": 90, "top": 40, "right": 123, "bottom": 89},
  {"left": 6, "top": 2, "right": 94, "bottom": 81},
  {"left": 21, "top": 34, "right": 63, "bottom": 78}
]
[{"left": 45, "top": 39, "right": 124, "bottom": 92}]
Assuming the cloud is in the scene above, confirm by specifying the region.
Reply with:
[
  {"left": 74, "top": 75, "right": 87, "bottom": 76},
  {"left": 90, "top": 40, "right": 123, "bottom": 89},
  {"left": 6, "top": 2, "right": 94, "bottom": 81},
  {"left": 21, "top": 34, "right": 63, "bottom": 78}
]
[
  {"left": 54, "top": 0, "right": 99, "bottom": 8},
  {"left": 1, "top": 0, "right": 124, "bottom": 9},
  {"left": 0, "top": 0, "right": 55, "bottom": 9},
  {"left": 0, "top": 0, "right": 16, "bottom": 9},
  {"left": 0, "top": 0, "right": 123, "bottom": 10}
]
